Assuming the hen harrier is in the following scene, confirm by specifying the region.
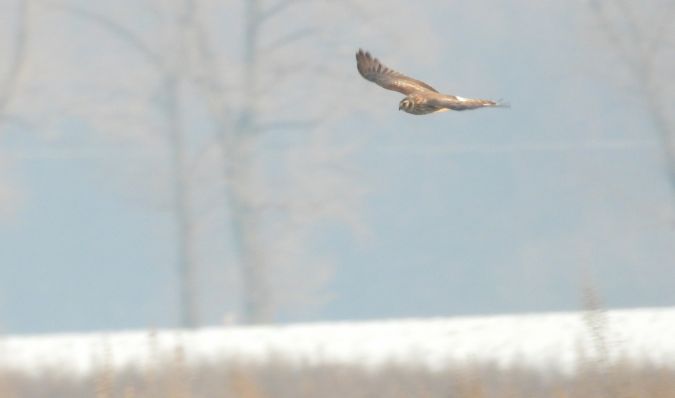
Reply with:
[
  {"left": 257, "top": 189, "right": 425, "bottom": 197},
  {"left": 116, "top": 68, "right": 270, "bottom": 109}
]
[{"left": 356, "top": 49, "right": 508, "bottom": 115}]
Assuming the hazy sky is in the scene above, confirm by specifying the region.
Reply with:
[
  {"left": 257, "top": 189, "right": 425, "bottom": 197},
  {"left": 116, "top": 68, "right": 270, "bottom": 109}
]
[{"left": 1, "top": 0, "right": 674, "bottom": 334}]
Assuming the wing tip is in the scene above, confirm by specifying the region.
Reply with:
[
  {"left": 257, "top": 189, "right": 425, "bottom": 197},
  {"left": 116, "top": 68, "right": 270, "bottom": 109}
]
[
  {"left": 356, "top": 48, "right": 376, "bottom": 76},
  {"left": 356, "top": 48, "right": 373, "bottom": 63}
]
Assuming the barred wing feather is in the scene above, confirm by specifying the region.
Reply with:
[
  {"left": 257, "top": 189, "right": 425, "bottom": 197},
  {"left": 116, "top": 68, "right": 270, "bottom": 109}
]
[{"left": 356, "top": 49, "right": 438, "bottom": 95}]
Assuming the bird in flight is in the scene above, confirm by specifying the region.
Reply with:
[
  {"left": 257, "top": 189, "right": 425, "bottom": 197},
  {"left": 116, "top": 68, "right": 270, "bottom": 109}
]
[{"left": 356, "top": 49, "right": 508, "bottom": 115}]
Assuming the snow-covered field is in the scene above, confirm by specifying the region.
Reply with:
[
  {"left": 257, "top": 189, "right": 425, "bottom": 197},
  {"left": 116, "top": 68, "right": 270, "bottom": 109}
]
[{"left": 2, "top": 307, "right": 674, "bottom": 377}]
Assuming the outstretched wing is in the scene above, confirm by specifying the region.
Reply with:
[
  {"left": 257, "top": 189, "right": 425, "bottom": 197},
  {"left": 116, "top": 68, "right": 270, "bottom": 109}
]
[
  {"left": 356, "top": 49, "right": 438, "bottom": 95},
  {"left": 428, "top": 94, "right": 510, "bottom": 111}
]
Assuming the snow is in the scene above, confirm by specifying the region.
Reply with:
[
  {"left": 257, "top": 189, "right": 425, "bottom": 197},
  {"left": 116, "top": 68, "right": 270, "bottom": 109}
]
[{"left": 1, "top": 307, "right": 674, "bottom": 377}]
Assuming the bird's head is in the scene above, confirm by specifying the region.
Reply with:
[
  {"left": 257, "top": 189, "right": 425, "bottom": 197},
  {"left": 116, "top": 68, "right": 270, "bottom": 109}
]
[{"left": 399, "top": 98, "right": 411, "bottom": 111}]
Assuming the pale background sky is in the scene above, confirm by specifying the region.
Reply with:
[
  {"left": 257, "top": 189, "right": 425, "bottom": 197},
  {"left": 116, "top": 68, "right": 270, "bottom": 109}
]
[{"left": 1, "top": 0, "right": 674, "bottom": 333}]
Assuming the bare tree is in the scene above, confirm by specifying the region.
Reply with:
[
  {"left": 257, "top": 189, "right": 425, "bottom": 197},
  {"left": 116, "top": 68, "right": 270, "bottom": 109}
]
[
  {"left": 587, "top": 0, "right": 675, "bottom": 187},
  {"left": 145, "top": 0, "right": 432, "bottom": 324},
  {"left": 0, "top": 0, "right": 31, "bottom": 218},
  {"left": 26, "top": 0, "right": 438, "bottom": 325},
  {"left": 192, "top": 0, "right": 406, "bottom": 323},
  {"left": 33, "top": 0, "right": 202, "bottom": 327},
  {"left": 0, "top": 0, "right": 29, "bottom": 122},
  {"left": 578, "top": 4, "right": 674, "bottom": 368}
]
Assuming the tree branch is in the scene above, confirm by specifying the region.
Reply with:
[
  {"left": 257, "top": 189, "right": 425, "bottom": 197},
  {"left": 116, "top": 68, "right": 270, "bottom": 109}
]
[
  {"left": 590, "top": 0, "right": 675, "bottom": 188},
  {"left": 191, "top": 7, "right": 233, "bottom": 128},
  {"left": 644, "top": 3, "right": 675, "bottom": 58},
  {"left": 0, "top": 0, "right": 30, "bottom": 117},
  {"left": 259, "top": 0, "right": 308, "bottom": 21},
  {"left": 255, "top": 119, "right": 318, "bottom": 133},
  {"left": 261, "top": 27, "right": 317, "bottom": 53},
  {"left": 588, "top": 0, "right": 638, "bottom": 76},
  {"left": 37, "top": 0, "right": 165, "bottom": 71}
]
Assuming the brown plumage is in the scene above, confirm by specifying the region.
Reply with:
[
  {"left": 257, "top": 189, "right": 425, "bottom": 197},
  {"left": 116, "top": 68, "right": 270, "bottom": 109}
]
[{"left": 356, "top": 49, "right": 508, "bottom": 115}]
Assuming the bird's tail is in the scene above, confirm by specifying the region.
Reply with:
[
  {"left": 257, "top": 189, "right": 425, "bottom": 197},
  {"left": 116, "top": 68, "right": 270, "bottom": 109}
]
[{"left": 491, "top": 98, "right": 510, "bottom": 108}]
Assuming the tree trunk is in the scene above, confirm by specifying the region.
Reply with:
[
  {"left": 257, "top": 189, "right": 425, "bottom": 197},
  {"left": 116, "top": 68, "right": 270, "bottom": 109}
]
[
  {"left": 164, "top": 74, "right": 198, "bottom": 328},
  {"left": 226, "top": 0, "right": 273, "bottom": 324},
  {"left": 641, "top": 76, "right": 675, "bottom": 190}
]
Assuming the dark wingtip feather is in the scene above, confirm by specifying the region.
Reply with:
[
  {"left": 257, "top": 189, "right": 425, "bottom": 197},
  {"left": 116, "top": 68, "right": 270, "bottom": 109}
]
[
  {"left": 356, "top": 48, "right": 369, "bottom": 61},
  {"left": 356, "top": 49, "right": 376, "bottom": 77},
  {"left": 356, "top": 49, "right": 373, "bottom": 64}
]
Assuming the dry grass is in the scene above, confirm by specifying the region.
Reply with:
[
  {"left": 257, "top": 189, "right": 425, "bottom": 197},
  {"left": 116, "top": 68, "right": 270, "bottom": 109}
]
[
  {"left": 1, "top": 310, "right": 673, "bottom": 398},
  {"left": 0, "top": 358, "right": 673, "bottom": 398}
]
